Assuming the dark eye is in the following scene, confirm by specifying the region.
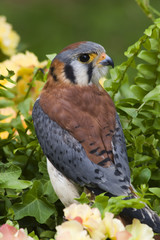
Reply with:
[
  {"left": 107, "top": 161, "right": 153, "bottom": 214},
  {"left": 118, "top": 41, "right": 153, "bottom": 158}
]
[{"left": 79, "top": 54, "right": 90, "bottom": 62}]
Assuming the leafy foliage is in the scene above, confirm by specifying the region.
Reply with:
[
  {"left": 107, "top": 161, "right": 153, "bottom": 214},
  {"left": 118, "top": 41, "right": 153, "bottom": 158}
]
[
  {"left": 0, "top": 70, "right": 63, "bottom": 239},
  {"left": 104, "top": 17, "right": 160, "bottom": 214},
  {"left": 76, "top": 192, "right": 146, "bottom": 218}
]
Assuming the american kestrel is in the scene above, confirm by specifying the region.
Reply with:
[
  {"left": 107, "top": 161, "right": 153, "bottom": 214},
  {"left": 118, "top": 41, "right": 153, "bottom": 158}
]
[{"left": 32, "top": 41, "right": 160, "bottom": 233}]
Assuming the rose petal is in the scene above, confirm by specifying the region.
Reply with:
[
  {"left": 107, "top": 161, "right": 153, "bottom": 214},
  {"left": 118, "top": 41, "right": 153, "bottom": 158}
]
[{"left": 116, "top": 230, "right": 132, "bottom": 240}]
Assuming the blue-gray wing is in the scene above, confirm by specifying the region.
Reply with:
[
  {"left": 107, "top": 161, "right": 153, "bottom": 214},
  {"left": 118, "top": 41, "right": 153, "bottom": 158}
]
[
  {"left": 111, "top": 113, "right": 130, "bottom": 184},
  {"left": 32, "top": 99, "right": 131, "bottom": 196}
]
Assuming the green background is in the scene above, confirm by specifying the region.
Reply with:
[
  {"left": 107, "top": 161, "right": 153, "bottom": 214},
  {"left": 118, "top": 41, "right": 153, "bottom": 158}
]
[{"left": 1, "top": 0, "right": 160, "bottom": 63}]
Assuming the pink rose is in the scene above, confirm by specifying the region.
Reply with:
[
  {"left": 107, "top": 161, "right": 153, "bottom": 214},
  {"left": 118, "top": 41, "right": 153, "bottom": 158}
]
[{"left": 0, "top": 224, "right": 33, "bottom": 240}]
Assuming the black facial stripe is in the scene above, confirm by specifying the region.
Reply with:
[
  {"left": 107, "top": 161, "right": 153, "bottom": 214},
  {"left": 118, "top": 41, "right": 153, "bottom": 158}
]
[
  {"left": 87, "top": 63, "right": 93, "bottom": 83},
  {"left": 64, "top": 64, "right": 76, "bottom": 84},
  {"left": 50, "top": 66, "right": 54, "bottom": 75},
  {"left": 50, "top": 66, "right": 58, "bottom": 81}
]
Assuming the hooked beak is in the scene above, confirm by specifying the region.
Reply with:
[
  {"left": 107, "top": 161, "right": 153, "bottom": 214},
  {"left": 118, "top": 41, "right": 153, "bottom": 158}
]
[{"left": 97, "top": 53, "right": 114, "bottom": 68}]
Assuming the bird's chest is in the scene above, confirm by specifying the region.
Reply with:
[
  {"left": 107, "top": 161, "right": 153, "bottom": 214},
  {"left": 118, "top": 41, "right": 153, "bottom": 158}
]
[
  {"left": 40, "top": 85, "right": 116, "bottom": 167},
  {"left": 40, "top": 84, "right": 115, "bottom": 131}
]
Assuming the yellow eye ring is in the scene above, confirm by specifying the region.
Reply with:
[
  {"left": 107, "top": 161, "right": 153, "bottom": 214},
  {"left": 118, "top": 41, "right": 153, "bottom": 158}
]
[{"left": 78, "top": 53, "right": 98, "bottom": 64}]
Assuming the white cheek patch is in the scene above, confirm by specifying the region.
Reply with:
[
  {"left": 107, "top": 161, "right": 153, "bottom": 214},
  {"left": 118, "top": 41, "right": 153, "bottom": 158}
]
[
  {"left": 91, "top": 66, "right": 108, "bottom": 86},
  {"left": 70, "top": 61, "right": 89, "bottom": 86},
  {"left": 70, "top": 60, "right": 109, "bottom": 87}
]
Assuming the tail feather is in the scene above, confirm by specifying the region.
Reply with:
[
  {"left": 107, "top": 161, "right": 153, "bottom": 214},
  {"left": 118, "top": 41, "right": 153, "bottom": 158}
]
[{"left": 120, "top": 205, "right": 160, "bottom": 234}]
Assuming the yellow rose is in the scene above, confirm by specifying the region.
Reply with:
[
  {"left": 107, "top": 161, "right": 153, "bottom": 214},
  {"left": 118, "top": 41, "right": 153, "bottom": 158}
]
[
  {"left": 0, "top": 16, "right": 20, "bottom": 56},
  {"left": 126, "top": 219, "right": 154, "bottom": 240},
  {"left": 103, "top": 212, "right": 125, "bottom": 240},
  {"left": 0, "top": 51, "right": 47, "bottom": 99},
  {"left": 0, "top": 107, "right": 16, "bottom": 139},
  {"left": 56, "top": 220, "right": 91, "bottom": 240}
]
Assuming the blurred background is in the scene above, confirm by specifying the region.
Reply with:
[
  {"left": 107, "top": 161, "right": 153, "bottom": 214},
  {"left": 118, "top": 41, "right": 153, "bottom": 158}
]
[{"left": 1, "top": 0, "right": 160, "bottom": 65}]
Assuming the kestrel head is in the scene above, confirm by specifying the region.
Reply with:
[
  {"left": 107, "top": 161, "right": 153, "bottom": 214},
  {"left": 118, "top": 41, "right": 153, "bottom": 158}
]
[{"left": 48, "top": 41, "right": 114, "bottom": 87}]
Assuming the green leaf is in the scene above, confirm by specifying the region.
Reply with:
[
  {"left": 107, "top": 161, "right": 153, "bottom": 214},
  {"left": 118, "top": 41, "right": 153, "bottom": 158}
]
[
  {"left": 155, "top": 18, "right": 160, "bottom": 23},
  {"left": 149, "top": 188, "right": 160, "bottom": 198},
  {"left": 132, "top": 118, "right": 146, "bottom": 133},
  {"left": 130, "top": 85, "right": 147, "bottom": 100},
  {"left": 137, "top": 64, "right": 156, "bottom": 79},
  {"left": 138, "top": 50, "right": 158, "bottom": 64},
  {"left": 152, "top": 199, "right": 160, "bottom": 215},
  {"left": 0, "top": 114, "right": 12, "bottom": 121},
  {"left": 29, "top": 231, "right": 40, "bottom": 240},
  {"left": 117, "top": 106, "right": 138, "bottom": 118},
  {"left": 105, "top": 196, "right": 145, "bottom": 215},
  {"left": 0, "top": 122, "right": 12, "bottom": 132},
  {"left": 38, "top": 158, "right": 48, "bottom": 177},
  {"left": 0, "top": 99, "right": 14, "bottom": 108},
  {"left": 155, "top": 18, "right": 160, "bottom": 29},
  {"left": 46, "top": 53, "right": 56, "bottom": 61},
  {"left": 33, "top": 68, "right": 46, "bottom": 82},
  {"left": 12, "top": 180, "right": 57, "bottom": 224},
  {"left": 43, "top": 180, "right": 58, "bottom": 203},
  {"left": 144, "top": 26, "right": 154, "bottom": 37},
  {"left": 0, "top": 88, "right": 15, "bottom": 98},
  {"left": 118, "top": 115, "right": 130, "bottom": 129},
  {"left": 143, "top": 85, "right": 160, "bottom": 102},
  {"left": 149, "top": 38, "right": 159, "bottom": 51},
  {"left": 135, "top": 135, "right": 145, "bottom": 152},
  {"left": 131, "top": 128, "right": 141, "bottom": 137},
  {"left": 75, "top": 192, "right": 90, "bottom": 204},
  {"left": 135, "top": 77, "right": 153, "bottom": 91},
  {"left": 137, "top": 168, "right": 151, "bottom": 184},
  {"left": 145, "top": 134, "right": 158, "bottom": 146},
  {"left": 13, "top": 199, "right": 55, "bottom": 224},
  {"left": 152, "top": 27, "right": 160, "bottom": 39},
  {"left": 18, "top": 98, "right": 32, "bottom": 118},
  {"left": 134, "top": 153, "right": 152, "bottom": 164},
  {"left": 26, "top": 140, "right": 38, "bottom": 149},
  {"left": 10, "top": 116, "right": 21, "bottom": 131},
  {"left": 143, "top": 38, "right": 151, "bottom": 50},
  {"left": 0, "top": 69, "right": 15, "bottom": 83},
  {"left": 40, "top": 230, "right": 55, "bottom": 239},
  {"left": 124, "top": 40, "right": 141, "bottom": 58},
  {"left": 92, "top": 193, "right": 109, "bottom": 215},
  {"left": 6, "top": 69, "right": 15, "bottom": 78},
  {"left": 153, "top": 118, "right": 160, "bottom": 130},
  {"left": 109, "top": 67, "right": 121, "bottom": 82},
  {"left": 0, "top": 163, "right": 32, "bottom": 189},
  {"left": 17, "top": 129, "right": 29, "bottom": 145},
  {"left": 151, "top": 170, "right": 160, "bottom": 180}
]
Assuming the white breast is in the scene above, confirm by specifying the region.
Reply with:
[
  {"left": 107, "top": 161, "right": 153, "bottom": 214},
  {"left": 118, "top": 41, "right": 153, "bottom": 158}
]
[{"left": 47, "top": 159, "right": 81, "bottom": 206}]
